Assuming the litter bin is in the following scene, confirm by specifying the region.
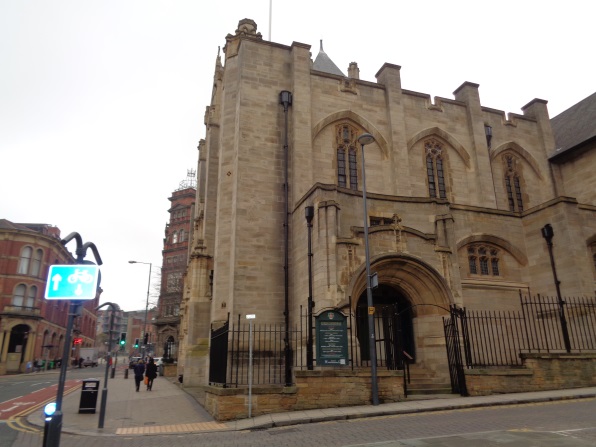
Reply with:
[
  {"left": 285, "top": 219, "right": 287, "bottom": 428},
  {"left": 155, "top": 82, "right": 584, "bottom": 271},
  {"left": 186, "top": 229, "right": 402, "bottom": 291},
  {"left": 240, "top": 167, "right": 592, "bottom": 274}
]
[
  {"left": 78, "top": 379, "right": 100, "bottom": 414},
  {"left": 158, "top": 364, "right": 164, "bottom": 377}
]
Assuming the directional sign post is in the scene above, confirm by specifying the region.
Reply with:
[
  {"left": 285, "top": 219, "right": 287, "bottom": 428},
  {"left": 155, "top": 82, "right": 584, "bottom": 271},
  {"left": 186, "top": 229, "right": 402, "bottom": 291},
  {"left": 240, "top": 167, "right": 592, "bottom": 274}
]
[{"left": 44, "top": 265, "right": 100, "bottom": 300}]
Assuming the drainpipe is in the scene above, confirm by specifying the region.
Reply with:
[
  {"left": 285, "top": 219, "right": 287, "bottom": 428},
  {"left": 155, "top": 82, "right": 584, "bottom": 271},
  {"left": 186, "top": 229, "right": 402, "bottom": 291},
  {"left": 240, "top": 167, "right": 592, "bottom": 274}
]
[{"left": 279, "top": 91, "right": 293, "bottom": 386}]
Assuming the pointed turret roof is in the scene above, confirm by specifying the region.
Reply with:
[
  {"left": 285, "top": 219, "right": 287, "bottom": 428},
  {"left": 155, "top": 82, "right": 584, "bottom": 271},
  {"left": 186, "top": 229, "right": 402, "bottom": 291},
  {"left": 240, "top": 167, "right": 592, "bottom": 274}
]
[{"left": 313, "top": 40, "right": 345, "bottom": 77}]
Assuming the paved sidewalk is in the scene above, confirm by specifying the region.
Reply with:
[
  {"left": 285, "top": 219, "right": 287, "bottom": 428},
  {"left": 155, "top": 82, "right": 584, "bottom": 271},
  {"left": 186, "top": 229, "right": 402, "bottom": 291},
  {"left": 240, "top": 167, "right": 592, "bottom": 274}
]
[{"left": 25, "top": 373, "right": 596, "bottom": 436}]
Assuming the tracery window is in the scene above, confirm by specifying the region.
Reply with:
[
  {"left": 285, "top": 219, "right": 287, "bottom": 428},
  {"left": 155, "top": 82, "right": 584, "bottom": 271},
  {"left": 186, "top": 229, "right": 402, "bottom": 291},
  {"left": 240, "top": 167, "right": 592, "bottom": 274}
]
[
  {"left": 336, "top": 124, "right": 358, "bottom": 190},
  {"left": 503, "top": 154, "right": 524, "bottom": 212},
  {"left": 467, "top": 245, "right": 500, "bottom": 277},
  {"left": 425, "top": 140, "right": 447, "bottom": 199}
]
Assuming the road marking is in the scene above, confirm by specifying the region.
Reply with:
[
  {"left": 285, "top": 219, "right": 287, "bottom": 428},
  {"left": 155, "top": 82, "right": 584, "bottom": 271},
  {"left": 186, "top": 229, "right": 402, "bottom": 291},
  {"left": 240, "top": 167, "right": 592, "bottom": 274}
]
[{"left": 6, "top": 383, "right": 82, "bottom": 434}]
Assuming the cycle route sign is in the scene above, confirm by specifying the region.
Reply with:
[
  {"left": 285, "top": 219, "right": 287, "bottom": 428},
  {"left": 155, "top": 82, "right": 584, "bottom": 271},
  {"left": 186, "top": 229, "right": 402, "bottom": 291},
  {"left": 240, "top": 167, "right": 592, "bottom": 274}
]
[{"left": 44, "top": 265, "right": 100, "bottom": 300}]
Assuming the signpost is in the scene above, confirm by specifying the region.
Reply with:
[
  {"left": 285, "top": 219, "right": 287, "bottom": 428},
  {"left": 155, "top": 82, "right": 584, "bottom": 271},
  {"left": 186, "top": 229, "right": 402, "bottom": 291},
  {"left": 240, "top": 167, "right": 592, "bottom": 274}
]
[{"left": 43, "top": 232, "right": 103, "bottom": 447}]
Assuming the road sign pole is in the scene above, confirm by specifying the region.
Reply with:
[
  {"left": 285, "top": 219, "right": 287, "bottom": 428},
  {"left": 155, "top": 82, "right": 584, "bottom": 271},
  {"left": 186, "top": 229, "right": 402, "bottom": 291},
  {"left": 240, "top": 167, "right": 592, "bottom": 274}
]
[{"left": 48, "top": 300, "right": 81, "bottom": 447}]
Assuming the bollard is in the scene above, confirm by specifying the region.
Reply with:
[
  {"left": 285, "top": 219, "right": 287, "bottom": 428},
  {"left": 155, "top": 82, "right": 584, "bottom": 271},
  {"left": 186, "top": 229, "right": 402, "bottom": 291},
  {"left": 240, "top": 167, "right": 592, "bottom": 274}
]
[
  {"left": 124, "top": 368, "right": 128, "bottom": 379},
  {"left": 110, "top": 366, "right": 115, "bottom": 379}
]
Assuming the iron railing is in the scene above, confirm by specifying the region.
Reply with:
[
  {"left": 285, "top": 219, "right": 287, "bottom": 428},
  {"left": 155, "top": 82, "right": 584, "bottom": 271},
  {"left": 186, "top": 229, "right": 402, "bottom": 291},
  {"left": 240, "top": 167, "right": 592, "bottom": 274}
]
[
  {"left": 208, "top": 302, "right": 410, "bottom": 387},
  {"left": 209, "top": 294, "right": 596, "bottom": 387},
  {"left": 453, "top": 294, "right": 596, "bottom": 369}
]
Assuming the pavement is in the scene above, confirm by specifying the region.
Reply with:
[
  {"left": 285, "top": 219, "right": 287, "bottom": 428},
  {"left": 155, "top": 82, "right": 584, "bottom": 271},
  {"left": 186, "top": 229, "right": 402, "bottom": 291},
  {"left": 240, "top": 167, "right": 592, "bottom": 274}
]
[{"left": 24, "top": 369, "right": 596, "bottom": 437}]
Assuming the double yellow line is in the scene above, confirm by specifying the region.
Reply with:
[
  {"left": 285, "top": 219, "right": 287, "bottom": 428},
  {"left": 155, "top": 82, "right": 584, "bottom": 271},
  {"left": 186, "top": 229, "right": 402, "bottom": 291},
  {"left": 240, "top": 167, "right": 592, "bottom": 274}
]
[{"left": 7, "top": 383, "right": 82, "bottom": 434}]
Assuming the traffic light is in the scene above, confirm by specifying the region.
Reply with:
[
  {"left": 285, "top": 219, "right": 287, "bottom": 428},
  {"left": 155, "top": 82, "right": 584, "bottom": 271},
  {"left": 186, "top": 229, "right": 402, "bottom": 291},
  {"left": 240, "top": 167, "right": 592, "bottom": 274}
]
[
  {"left": 73, "top": 337, "right": 82, "bottom": 345},
  {"left": 134, "top": 338, "right": 139, "bottom": 348},
  {"left": 143, "top": 333, "right": 148, "bottom": 345},
  {"left": 119, "top": 332, "right": 126, "bottom": 346}
]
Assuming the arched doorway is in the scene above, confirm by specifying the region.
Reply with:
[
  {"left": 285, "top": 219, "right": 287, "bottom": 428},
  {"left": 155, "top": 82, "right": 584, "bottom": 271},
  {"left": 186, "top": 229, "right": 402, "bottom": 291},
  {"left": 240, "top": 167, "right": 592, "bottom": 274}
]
[
  {"left": 349, "top": 253, "right": 453, "bottom": 373},
  {"left": 6, "top": 324, "right": 31, "bottom": 372},
  {"left": 356, "top": 285, "right": 414, "bottom": 369}
]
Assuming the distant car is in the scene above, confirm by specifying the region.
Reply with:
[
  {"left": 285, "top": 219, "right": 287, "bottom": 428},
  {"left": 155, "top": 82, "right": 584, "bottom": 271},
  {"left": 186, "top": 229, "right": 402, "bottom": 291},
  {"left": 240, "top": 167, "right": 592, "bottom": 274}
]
[
  {"left": 82, "top": 358, "right": 98, "bottom": 367},
  {"left": 129, "top": 356, "right": 142, "bottom": 369},
  {"left": 153, "top": 357, "right": 164, "bottom": 366}
]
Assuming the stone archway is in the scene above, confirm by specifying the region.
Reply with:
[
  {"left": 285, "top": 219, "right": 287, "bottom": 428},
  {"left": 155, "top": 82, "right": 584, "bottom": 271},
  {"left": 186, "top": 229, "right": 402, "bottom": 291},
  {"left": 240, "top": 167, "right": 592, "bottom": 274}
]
[{"left": 348, "top": 254, "right": 453, "bottom": 376}]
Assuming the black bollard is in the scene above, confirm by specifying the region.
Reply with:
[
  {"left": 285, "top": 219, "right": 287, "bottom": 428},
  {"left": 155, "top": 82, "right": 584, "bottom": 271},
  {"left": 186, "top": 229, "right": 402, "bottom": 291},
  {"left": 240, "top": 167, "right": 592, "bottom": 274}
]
[{"left": 124, "top": 368, "right": 128, "bottom": 379}]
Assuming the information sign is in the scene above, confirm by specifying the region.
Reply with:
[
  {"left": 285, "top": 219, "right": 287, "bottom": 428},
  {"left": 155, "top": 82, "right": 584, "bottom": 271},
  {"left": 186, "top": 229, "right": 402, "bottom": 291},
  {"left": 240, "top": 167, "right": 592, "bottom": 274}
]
[
  {"left": 44, "top": 265, "right": 100, "bottom": 300},
  {"left": 316, "top": 310, "right": 349, "bottom": 366}
]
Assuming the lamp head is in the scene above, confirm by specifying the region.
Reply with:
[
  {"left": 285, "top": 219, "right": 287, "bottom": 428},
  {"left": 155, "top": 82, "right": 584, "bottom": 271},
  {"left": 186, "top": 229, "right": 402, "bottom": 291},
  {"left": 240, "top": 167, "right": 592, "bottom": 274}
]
[
  {"left": 305, "top": 206, "right": 314, "bottom": 224},
  {"left": 357, "top": 133, "right": 375, "bottom": 146},
  {"left": 541, "top": 224, "right": 554, "bottom": 241}
]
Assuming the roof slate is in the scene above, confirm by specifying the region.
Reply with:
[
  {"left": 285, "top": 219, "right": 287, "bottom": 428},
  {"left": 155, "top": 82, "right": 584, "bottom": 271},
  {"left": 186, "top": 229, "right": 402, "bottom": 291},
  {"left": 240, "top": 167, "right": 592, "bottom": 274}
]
[
  {"left": 312, "top": 41, "right": 345, "bottom": 77},
  {"left": 550, "top": 91, "right": 596, "bottom": 158}
]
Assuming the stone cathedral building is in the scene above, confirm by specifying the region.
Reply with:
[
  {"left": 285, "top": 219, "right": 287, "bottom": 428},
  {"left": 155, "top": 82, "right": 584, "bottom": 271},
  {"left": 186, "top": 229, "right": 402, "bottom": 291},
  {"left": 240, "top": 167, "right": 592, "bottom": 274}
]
[{"left": 178, "top": 18, "right": 596, "bottom": 406}]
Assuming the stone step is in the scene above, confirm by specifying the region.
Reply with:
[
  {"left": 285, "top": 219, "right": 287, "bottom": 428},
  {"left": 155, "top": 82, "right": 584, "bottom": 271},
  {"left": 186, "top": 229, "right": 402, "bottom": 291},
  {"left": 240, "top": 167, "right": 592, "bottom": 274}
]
[{"left": 407, "top": 387, "right": 454, "bottom": 395}]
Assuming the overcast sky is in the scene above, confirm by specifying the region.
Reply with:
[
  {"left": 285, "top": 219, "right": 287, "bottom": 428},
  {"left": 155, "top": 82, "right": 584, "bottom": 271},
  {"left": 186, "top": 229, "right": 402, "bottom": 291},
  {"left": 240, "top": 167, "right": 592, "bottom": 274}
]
[{"left": 1, "top": 1, "right": 593, "bottom": 312}]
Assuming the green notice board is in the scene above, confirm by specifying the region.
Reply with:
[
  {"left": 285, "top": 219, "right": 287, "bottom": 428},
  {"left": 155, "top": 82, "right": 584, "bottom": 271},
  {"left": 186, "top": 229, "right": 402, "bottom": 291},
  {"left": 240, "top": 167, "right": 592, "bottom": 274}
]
[{"left": 316, "top": 310, "right": 348, "bottom": 366}]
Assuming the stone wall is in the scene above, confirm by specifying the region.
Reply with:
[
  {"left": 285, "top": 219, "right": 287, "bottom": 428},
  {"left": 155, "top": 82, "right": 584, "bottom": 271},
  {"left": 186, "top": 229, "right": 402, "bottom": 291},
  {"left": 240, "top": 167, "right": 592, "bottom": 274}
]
[
  {"left": 203, "top": 369, "right": 404, "bottom": 421},
  {"left": 465, "top": 353, "right": 596, "bottom": 395}
]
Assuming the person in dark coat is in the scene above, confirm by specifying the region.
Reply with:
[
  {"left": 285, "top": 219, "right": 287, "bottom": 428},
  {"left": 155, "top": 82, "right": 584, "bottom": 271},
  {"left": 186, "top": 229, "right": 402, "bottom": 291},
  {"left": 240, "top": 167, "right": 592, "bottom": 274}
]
[
  {"left": 133, "top": 359, "right": 145, "bottom": 392},
  {"left": 145, "top": 357, "right": 157, "bottom": 391}
]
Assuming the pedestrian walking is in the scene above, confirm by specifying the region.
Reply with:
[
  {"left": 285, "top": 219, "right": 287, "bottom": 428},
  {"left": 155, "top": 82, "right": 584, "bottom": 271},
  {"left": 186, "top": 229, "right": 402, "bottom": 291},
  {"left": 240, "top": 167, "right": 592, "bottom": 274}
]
[
  {"left": 133, "top": 359, "right": 145, "bottom": 392},
  {"left": 145, "top": 357, "right": 157, "bottom": 391}
]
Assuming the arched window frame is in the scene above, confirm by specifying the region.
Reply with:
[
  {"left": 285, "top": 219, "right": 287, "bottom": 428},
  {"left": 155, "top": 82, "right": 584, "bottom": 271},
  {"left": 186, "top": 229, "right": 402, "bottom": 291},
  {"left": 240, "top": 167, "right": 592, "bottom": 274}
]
[
  {"left": 336, "top": 124, "right": 359, "bottom": 190},
  {"left": 31, "top": 249, "right": 43, "bottom": 277},
  {"left": 13, "top": 284, "right": 26, "bottom": 306},
  {"left": 425, "top": 139, "right": 447, "bottom": 199},
  {"left": 26, "top": 285, "right": 37, "bottom": 308},
  {"left": 503, "top": 154, "right": 524, "bottom": 212},
  {"left": 467, "top": 244, "right": 501, "bottom": 277},
  {"left": 18, "top": 246, "right": 33, "bottom": 274}
]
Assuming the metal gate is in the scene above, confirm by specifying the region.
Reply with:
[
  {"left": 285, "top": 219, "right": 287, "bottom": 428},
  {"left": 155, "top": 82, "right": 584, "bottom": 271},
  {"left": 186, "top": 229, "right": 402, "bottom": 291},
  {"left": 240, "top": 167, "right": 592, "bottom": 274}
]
[
  {"left": 208, "top": 319, "right": 229, "bottom": 386},
  {"left": 443, "top": 305, "right": 468, "bottom": 396}
]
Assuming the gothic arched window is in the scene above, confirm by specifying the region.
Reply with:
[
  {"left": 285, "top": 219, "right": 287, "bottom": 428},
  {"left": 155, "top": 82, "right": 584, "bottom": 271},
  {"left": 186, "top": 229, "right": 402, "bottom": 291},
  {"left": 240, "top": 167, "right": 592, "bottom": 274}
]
[
  {"left": 336, "top": 124, "right": 358, "bottom": 190},
  {"left": 425, "top": 140, "right": 447, "bottom": 199},
  {"left": 503, "top": 154, "right": 524, "bottom": 212}
]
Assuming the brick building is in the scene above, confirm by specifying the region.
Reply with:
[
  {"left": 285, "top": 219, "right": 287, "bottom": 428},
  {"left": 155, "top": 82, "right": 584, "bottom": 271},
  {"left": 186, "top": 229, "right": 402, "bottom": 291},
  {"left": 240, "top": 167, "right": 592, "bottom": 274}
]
[
  {"left": 154, "top": 171, "right": 196, "bottom": 360},
  {"left": 0, "top": 220, "right": 100, "bottom": 373},
  {"left": 178, "top": 19, "right": 596, "bottom": 396}
]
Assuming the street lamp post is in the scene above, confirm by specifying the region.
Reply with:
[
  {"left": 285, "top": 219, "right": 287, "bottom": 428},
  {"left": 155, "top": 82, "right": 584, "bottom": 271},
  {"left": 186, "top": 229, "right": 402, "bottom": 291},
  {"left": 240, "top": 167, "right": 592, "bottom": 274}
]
[
  {"left": 358, "top": 132, "right": 379, "bottom": 406},
  {"left": 128, "top": 260, "right": 152, "bottom": 358},
  {"left": 95, "top": 302, "right": 120, "bottom": 429},
  {"left": 541, "top": 224, "right": 572, "bottom": 352},
  {"left": 305, "top": 206, "right": 315, "bottom": 370}
]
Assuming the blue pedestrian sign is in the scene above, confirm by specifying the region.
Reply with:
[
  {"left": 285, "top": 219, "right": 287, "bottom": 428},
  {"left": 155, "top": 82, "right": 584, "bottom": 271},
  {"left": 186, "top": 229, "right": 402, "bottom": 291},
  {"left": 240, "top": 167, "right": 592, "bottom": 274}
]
[{"left": 44, "top": 265, "right": 100, "bottom": 300}]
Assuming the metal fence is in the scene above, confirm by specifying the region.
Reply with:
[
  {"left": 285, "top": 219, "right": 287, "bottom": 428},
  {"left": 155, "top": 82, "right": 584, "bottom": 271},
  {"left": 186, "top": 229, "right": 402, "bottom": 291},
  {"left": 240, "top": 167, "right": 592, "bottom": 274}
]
[
  {"left": 208, "top": 302, "right": 411, "bottom": 387},
  {"left": 455, "top": 293, "right": 596, "bottom": 369},
  {"left": 209, "top": 294, "right": 596, "bottom": 387}
]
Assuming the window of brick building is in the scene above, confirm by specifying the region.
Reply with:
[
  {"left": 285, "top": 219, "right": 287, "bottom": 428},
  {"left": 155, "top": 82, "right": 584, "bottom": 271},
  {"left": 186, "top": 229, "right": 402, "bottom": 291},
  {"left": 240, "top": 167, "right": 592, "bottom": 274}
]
[{"left": 18, "top": 247, "right": 32, "bottom": 274}]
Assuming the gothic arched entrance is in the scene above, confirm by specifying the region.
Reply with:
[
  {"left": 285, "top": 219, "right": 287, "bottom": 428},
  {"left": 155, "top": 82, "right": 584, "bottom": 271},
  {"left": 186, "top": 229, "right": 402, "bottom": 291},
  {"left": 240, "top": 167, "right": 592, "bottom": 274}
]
[
  {"left": 349, "top": 253, "right": 454, "bottom": 372},
  {"left": 356, "top": 284, "right": 414, "bottom": 369}
]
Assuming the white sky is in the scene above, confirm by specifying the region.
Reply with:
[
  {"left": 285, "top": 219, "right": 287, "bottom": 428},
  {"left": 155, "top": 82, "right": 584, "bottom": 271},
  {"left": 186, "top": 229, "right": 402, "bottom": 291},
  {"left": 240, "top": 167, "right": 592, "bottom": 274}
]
[{"left": 1, "top": 1, "right": 593, "bottom": 312}]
